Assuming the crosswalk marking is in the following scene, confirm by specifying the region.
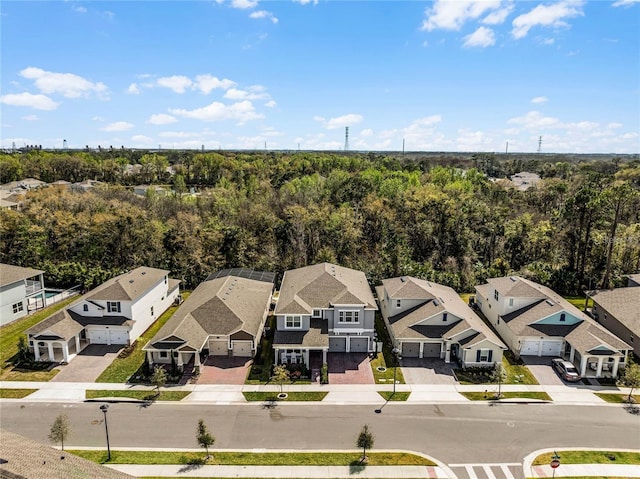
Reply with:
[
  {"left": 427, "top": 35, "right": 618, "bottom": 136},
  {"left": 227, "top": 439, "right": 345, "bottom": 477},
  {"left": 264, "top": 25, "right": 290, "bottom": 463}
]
[
  {"left": 483, "top": 465, "right": 497, "bottom": 479},
  {"left": 465, "top": 465, "right": 479, "bottom": 479},
  {"left": 501, "top": 464, "right": 516, "bottom": 479},
  {"left": 449, "top": 463, "right": 522, "bottom": 479}
]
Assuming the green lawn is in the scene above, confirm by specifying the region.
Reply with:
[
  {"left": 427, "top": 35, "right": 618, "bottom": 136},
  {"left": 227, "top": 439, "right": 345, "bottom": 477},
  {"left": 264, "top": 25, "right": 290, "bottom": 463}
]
[
  {"left": 532, "top": 451, "right": 640, "bottom": 465},
  {"left": 455, "top": 352, "right": 538, "bottom": 385},
  {"left": 371, "top": 352, "right": 405, "bottom": 385},
  {"left": 0, "top": 388, "right": 37, "bottom": 398},
  {"left": 245, "top": 316, "right": 276, "bottom": 384},
  {"left": 460, "top": 391, "right": 552, "bottom": 401},
  {"left": 95, "top": 292, "right": 190, "bottom": 383},
  {"left": 242, "top": 391, "right": 328, "bottom": 402},
  {"left": 70, "top": 450, "right": 435, "bottom": 466},
  {"left": 563, "top": 296, "right": 588, "bottom": 311},
  {"left": 595, "top": 393, "right": 640, "bottom": 404},
  {"left": 0, "top": 297, "right": 76, "bottom": 381},
  {"left": 85, "top": 389, "right": 191, "bottom": 401},
  {"left": 378, "top": 391, "right": 411, "bottom": 401}
]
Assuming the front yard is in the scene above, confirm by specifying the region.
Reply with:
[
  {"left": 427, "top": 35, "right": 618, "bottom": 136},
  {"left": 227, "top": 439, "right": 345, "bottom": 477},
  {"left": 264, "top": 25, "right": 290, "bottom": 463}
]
[
  {"left": 454, "top": 351, "right": 538, "bottom": 385},
  {"left": 371, "top": 313, "right": 405, "bottom": 385}
]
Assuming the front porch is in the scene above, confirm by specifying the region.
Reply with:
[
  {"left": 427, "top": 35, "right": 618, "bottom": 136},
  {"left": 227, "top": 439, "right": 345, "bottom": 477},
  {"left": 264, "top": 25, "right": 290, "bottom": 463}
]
[
  {"left": 31, "top": 335, "right": 88, "bottom": 363},
  {"left": 564, "top": 343, "right": 626, "bottom": 378}
]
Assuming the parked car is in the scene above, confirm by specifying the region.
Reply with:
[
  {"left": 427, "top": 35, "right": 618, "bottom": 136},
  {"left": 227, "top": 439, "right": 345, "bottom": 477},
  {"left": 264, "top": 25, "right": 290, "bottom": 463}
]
[{"left": 551, "top": 358, "right": 581, "bottom": 382}]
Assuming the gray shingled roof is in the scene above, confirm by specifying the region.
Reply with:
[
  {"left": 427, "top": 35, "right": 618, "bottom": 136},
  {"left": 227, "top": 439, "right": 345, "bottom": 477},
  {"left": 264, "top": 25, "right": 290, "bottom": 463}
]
[
  {"left": 87, "top": 266, "right": 170, "bottom": 302},
  {"left": 566, "top": 321, "right": 630, "bottom": 355},
  {"left": 26, "top": 310, "right": 84, "bottom": 340},
  {"left": 488, "top": 276, "right": 547, "bottom": 298},
  {"left": 0, "top": 430, "right": 136, "bottom": 479},
  {"left": 275, "top": 263, "right": 377, "bottom": 315},
  {"left": 0, "top": 263, "right": 44, "bottom": 287},
  {"left": 273, "top": 318, "right": 329, "bottom": 348},
  {"left": 146, "top": 274, "right": 273, "bottom": 351},
  {"left": 588, "top": 287, "right": 640, "bottom": 335}
]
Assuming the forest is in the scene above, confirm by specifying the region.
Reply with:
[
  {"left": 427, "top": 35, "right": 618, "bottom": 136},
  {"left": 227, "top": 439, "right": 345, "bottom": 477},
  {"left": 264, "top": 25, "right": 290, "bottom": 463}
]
[{"left": 0, "top": 149, "right": 639, "bottom": 295}]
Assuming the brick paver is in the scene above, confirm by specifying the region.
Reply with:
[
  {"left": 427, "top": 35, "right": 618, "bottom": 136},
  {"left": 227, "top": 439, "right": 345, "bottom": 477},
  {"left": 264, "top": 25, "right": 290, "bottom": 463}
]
[
  {"left": 197, "top": 356, "right": 253, "bottom": 385},
  {"left": 327, "top": 353, "right": 374, "bottom": 384}
]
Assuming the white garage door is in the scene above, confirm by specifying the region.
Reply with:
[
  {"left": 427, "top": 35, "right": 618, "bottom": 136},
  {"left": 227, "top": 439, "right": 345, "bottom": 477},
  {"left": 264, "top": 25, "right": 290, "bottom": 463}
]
[
  {"left": 209, "top": 340, "right": 228, "bottom": 356},
  {"left": 88, "top": 329, "right": 107, "bottom": 344},
  {"left": 108, "top": 330, "right": 128, "bottom": 344},
  {"left": 520, "top": 340, "right": 540, "bottom": 356},
  {"left": 232, "top": 341, "right": 253, "bottom": 357},
  {"left": 349, "top": 337, "right": 369, "bottom": 352},
  {"left": 541, "top": 340, "right": 563, "bottom": 356},
  {"left": 88, "top": 329, "right": 128, "bottom": 345}
]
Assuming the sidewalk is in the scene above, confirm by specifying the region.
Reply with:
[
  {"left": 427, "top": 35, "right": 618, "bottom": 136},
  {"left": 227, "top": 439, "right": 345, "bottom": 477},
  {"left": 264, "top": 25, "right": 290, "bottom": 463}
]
[{"left": 523, "top": 448, "right": 640, "bottom": 478}]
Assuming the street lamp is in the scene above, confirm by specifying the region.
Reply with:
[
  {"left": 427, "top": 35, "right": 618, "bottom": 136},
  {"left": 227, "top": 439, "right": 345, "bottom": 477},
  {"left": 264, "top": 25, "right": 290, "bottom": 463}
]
[
  {"left": 100, "top": 404, "right": 111, "bottom": 461},
  {"left": 392, "top": 347, "right": 400, "bottom": 395}
]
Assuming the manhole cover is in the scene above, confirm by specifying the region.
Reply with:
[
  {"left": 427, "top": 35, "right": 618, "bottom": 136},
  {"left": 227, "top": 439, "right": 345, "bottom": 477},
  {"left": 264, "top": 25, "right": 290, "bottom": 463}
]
[{"left": 376, "top": 367, "right": 387, "bottom": 372}]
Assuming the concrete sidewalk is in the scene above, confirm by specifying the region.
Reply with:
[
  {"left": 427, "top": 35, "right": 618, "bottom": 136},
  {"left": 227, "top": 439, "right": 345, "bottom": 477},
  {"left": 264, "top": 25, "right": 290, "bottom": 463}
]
[{"left": 523, "top": 448, "right": 640, "bottom": 478}]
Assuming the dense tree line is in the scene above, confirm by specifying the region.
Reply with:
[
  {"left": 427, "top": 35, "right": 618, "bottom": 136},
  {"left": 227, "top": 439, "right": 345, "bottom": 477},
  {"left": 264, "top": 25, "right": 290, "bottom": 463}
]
[{"left": 0, "top": 150, "right": 638, "bottom": 294}]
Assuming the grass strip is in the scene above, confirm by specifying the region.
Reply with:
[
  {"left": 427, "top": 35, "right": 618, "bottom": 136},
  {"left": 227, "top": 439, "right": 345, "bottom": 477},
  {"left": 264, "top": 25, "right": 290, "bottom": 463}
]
[
  {"left": 242, "top": 391, "right": 327, "bottom": 402},
  {"left": 595, "top": 393, "right": 640, "bottom": 404},
  {"left": 0, "top": 388, "right": 37, "bottom": 398},
  {"left": 378, "top": 391, "right": 410, "bottom": 401},
  {"left": 69, "top": 450, "right": 435, "bottom": 466},
  {"left": 532, "top": 451, "right": 640, "bottom": 466},
  {"left": 460, "top": 391, "right": 552, "bottom": 401},
  {"left": 85, "top": 389, "right": 190, "bottom": 401},
  {"left": 95, "top": 292, "right": 190, "bottom": 383}
]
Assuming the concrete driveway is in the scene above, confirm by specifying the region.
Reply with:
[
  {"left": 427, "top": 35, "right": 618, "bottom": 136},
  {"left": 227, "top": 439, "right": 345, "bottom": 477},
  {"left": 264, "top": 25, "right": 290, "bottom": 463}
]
[
  {"left": 197, "top": 356, "right": 252, "bottom": 385},
  {"left": 50, "top": 344, "right": 123, "bottom": 383},
  {"left": 522, "top": 355, "right": 566, "bottom": 385},
  {"left": 400, "top": 357, "right": 457, "bottom": 385}
]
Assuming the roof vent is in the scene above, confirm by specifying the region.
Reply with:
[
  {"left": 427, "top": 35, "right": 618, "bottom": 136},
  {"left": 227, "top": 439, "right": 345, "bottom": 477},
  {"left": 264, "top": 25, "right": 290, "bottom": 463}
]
[
  {"left": 510, "top": 276, "right": 517, "bottom": 282},
  {"left": 400, "top": 276, "right": 406, "bottom": 282},
  {"left": 545, "top": 299, "right": 554, "bottom": 306},
  {"left": 427, "top": 282, "right": 432, "bottom": 287},
  {"left": 433, "top": 300, "right": 439, "bottom": 306},
  {"left": 141, "top": 271, "right": 146, "bottom": 275},
  {"left": 129, "top": 280, "right": 134, "bottom": 284},
  {"left": 439, "top": 296, "right": 445, "bottom": 303}
]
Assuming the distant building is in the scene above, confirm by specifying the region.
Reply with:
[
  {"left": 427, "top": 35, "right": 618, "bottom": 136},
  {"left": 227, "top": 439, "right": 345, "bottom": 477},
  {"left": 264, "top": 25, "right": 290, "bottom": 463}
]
[
  {"left": 0, "top": 263, "right": 45, "bottom": 326},
  {"left": 134, "top": 184, "right": 169, "bottom": 196},
  {"left": 509, "top": 172, "right": 541, "bottom": 191}
]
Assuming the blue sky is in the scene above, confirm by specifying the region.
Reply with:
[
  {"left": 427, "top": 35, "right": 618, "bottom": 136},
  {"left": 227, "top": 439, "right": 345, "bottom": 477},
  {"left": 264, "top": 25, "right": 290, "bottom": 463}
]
[{"left": 1, "top": 0, "right": 639, "bottom": 153}]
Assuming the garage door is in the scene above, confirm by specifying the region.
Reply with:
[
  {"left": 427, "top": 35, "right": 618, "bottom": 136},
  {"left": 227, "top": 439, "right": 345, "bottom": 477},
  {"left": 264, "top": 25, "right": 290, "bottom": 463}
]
[
  {"left": 520, "top": 340, "right": 540, "bottom": 356},
  {"left": 209, "top": 340, "right": 228, "bottom": 356},
  {"left": 350, "top": 337, "right": 369, "bottom": 352},
  {"left": 541, "top": 340, "right": 563, "bottom": 356},
  {"left": 232, "top": 341, "right": 253, "bottom": 357},
  {"left": 329, "top": 336, "right": 347, "bottom": 352},
  {"left": 88, "top": 329, "right": 128, "bottom": 345},
  {"left": 108, "top": 330, "right": 128, "bottom": 345},
  {"left": 422, "top": 343, "right": 441, "bottom": 358},
  {"left": 401, "top": 342, "right": 420, "bottom": 358},
  {"left": 88, "top": 329, "right": 107, "bottom": 344}
]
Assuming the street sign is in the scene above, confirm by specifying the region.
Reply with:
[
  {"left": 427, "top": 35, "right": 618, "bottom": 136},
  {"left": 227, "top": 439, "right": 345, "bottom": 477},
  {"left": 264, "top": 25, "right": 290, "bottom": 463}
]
[{"left": 550, "top": 459, "right": 560, "bottom": 469}]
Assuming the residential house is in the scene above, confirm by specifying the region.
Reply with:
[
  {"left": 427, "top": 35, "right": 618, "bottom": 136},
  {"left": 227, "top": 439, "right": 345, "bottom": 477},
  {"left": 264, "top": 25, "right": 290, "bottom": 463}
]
[
  {"left": 0, "top": 178, "right": 47, "bottom": 191},
  {"left": 377, "top": 276, "right": 506, "bottom": 367},
  {"left": 0, "top": 263, "right": 45, "bottom": 326},
  {"left": 26, "top": 267, "right": 180, "bottom": 363},
  {"left": 133, "top": 184, "right": 169, "bottom": 196},
  {"left": 475, "top": 276, "right": 631, "bottom": 378},
  {"left": 143, "top": 268, "right": 274, "bottom": 371},
  {"left": 587, "top": 283, "right": 640, "bottom": 358},
  {"left": 273, "top": 263, "right": 378, "bottom": 367}
]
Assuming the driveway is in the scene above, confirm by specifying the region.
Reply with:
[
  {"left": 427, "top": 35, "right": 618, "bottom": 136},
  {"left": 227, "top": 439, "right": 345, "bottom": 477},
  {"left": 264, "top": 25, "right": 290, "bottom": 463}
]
[
  {"left": 327, "top": 353, "right": 374, "bottom": 384},
  {"left": 400, "top": 357, "right": 457, "bottom": 385},
  {"left": 50, "top": 344, "right": 123, "bottom": 383},
  {"left": 521, "top": 355, "right": 566, "bottom": 385},
  {"left": 197, "top": 356, "right": 253, "bottom": 385}
]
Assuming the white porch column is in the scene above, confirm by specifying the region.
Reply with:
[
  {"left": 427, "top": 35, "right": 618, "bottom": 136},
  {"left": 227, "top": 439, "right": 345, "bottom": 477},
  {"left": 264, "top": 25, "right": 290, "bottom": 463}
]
[
  {"left": 445, "top": 342, "right": 451, "bottom": 363},
  {"left": 146, "top": 350, "right": 154, "bottom": 365},
  {"left": 611, "top": 357, "right": 620, "bottom": 377},
  {"left": 177, "top": 353, "right": 183, "bottom": 368},
  {"left": 304, "top": 350, "right": 309, "bottom": 366},
  {"left": 75, "top": 336, "right": 81, "bottom": 354},
  {"left": 33, "top": 342, "right": 41, "bottom": 361},
  {"left": 580, "top": 357, "right": 588, "bottom": 377},
  {"left": 419, "top": 342, "right": 424, "bottom": 359},
  {"left": 322, "top": 349, "right": 327, "bottom": 363},
  {"left": 346, "top": 337, "right": 350, "bottom": 353},
  {"left": 596, "top": 358, "right": 604, "bottom": 377},
  {"left": 569, "top": 346, "right": 575, "bottom": 362},
  {"left": 62, "top": 342, "right": 69, "bottom": 363},
  {"left": 47, "top": 342, "right": 55, "bottom": 362},
  {"left": 194, "top": 352, "right": 201, "bottom": 367}
]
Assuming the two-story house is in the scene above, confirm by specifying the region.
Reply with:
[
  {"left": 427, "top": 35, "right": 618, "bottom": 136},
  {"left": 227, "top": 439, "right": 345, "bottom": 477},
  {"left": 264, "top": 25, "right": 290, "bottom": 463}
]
[
  {"left": 377, "top": 276, "right": 506, "bottom": 367},
  {"left": 0, "top": 264, "right": 45, "bottom": 326},
  {"left": 27, "top": 267, "right": 180, "bottom": 363},
  {"left": 273, "top": 263, "right": 378, "bottom": 367},
  {"left": 143, "top": 268, "right": 274, "bottom": 371},
  {"left": 475, "top": 276, "right": 631, "bottom": 378}
]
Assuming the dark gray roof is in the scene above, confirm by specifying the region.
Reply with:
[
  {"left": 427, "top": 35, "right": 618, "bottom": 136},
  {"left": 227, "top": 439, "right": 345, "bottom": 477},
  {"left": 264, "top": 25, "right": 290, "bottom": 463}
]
[
  {"left": 207, "top": 268, "right": 276, "bottom": 284},
  {"left": 0, "top": 263, "right": 44, "bottom": 287},
  {"left": 26, "top": 310, "right": 84, "bottom": 340},
  {"left": 588, "top": 287, "right": 640, "bottom": 335},
  {"left": 273, "top": 318, "right": 329, "bottom": 348}
]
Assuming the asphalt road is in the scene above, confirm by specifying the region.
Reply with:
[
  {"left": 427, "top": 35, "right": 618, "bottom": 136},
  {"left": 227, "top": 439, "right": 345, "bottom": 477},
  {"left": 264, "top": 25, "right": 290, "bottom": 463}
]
[{"left": 1, "top": 401, "right": 638, "bottom": 465}]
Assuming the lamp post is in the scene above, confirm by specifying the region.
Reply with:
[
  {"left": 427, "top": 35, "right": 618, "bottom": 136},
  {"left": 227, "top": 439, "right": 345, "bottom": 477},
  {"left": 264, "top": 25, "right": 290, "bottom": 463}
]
[
  {"left": 100, "top": 404, "right": 111, "bottom": 461},
  {"left": 392, "top": 347, "right": 400, "bottom": 395}
]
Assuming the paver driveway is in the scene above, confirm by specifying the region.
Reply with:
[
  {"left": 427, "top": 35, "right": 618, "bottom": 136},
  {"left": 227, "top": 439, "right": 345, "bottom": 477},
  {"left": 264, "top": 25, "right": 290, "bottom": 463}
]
[
  {"left": 197, "top": 356, "right": 253, "bottom": 384},
  {"left": 50, "top": 344, "right": 123, "bottom": 383},
  {"left": 400, "top": 357, "right": 457, "bottom": 385},
  {"left": 327, "top": 353, "right": 374, "bottom": 384}
]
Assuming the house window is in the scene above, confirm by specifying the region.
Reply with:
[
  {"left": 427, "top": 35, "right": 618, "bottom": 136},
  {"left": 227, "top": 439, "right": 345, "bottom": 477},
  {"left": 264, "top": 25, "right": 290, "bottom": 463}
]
[
  {"left": 477, "top": 349, "right": 493, "bottom": 362},
  {"left": 159, "top": 351, "right": 168, "bottom": 358},
  {"left": 83, "top": 304, "right": 89, "bottom": 312},
  {"left": 631, "top": 336, "right": 634, "bottom": 343},
  {"left": 151, "top": 306, "right": 154, "bottom": 316},
  {"left": 312, "top": 309, "right": 321, "bottom": 318},
  {"left": 508, "top": 298, "right": 513, "bottom": 307},
  {"left": 395, "top": 299, "right": 401, "bottom": 308},
  {"left": 338, "top": 311, "right": 359, "bottom": 323},
  {"left": 12, "top": 302, "right": 24, "bottom": 314},
  {"left": 494, "top": 290, "right": 499, "bottom": 301},
  {"left": 560, "top": 313, "right": 566, "bottom": 322},
  {"left": 443, "top": 313, "right": 448, "bottom": 322},
  {"left": 107, "top": 301, "right": 121, "bottom": 313},
  {"left": 285, "top": 316, "right": 302, "bottom": 328}
]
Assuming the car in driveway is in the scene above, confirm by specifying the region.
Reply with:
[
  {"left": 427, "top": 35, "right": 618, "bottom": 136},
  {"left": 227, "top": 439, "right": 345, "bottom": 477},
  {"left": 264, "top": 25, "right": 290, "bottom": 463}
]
[{"left": 551, "top": 358, "right": 581, "bottom": 382}]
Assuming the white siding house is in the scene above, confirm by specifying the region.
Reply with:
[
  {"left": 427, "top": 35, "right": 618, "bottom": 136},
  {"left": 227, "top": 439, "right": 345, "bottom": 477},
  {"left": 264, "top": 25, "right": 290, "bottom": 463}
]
[{"left": 0, "top": 264, "right": 45, "bottom": 326}]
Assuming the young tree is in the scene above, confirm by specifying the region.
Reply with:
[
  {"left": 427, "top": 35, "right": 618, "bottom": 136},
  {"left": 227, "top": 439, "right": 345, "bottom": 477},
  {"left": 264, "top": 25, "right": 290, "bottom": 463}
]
[
  {"left": 196, "top": 419, "right": 215, "bottom": 459},
  {"left": 618, "top": 361, "right": 640, "bottom": 403},
  {"left": 491, "top": 362, "right": 508, "bottom": 399},
  {"left": 356, "top": 424, "right": 374, "bottom": 463},
  {"left": 151, "top": 366, "right": 167, "bottom": 393},
  {"left": 271, "top": 364, "right": 290, "bottom": 394},
  {"left": 48, "top": 414, "right": 70, "bottom": 451}
]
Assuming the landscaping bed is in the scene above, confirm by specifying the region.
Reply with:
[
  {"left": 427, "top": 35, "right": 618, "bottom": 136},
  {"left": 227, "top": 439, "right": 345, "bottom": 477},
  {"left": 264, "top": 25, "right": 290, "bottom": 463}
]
[
  {"left": 85, "top": 389, "right": 191, "bottom": 401},
  {"left": 454, "top": 352, "right": 538, "bottom": 385},
  {"left": 242, "top": 391, "right": 327, "bottom": 402},
  {"left": 595, "top": 393, "right": 639, "bottom": 404},
  {"left": 532, "top": 451, "right": 640, "bottom": 465},
  {"left": 460, "top": 391, "right": 552, "bottom": 401},
  {"left": 378, "top": 391, "right": 410, "bottom": 401}
]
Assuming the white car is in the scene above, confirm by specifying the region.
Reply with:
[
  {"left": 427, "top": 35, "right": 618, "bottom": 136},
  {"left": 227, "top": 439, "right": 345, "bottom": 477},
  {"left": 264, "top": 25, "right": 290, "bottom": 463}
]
[{"left": 551, "top": 358, "right": 581, "bottom": 382}]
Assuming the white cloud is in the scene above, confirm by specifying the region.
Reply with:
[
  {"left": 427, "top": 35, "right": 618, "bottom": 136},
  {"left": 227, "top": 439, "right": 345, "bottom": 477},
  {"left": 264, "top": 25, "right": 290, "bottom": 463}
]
[
  {"left": 531, "top": 96, "right": 548, "bottom": 104},
  {"left": 421, "top": 0, "right": 502, "bottom": 31},
  {"left": 22, "top": 114, "right": 39, "bottom": 121},
  {"left": 264, "top": 100, "right": 277, "bottom": 108},
  {"left": 482, "top": 3, "right": 514, "bottom": 24},
  {"left": 314, "top": 114, "right": 363, "bottom": 130},
  {"left": 612, "top": 0, "right": 639, "bottom": 6},
  {"left": 169, "top": 100, "right": 264, "bottom": 124},
  {"left": 231, "top": 0, "right": 258, "bottom": 9},
  {"left": 508, "top": 111, "right": 560, "bottom": 130},
  {"left": 541, "top": 38, "right": 555, "bottom": 45},
  {"left": 463, "top": 26, "right": 496, "bottom": 47},
  {"left": 20, "top": 67, "right": 108, "bottom": 99},
  {"left": 157, "top": 75, "right": 193, "bottom": 93},
  {"left": 147, "top": 114, "right": 177, "bottom": 125},
  {"left": 102, "top": 121, "right": 134, "bottom": 132},
  {"left": 131, "top": 134, "right": 153, "bottom": 144},
  {"left": 223, "top": 85, "right": 270, "bottom": 101},
  {"left": 72, "top": 6, "right": 87, "bottom": 13},
  {"left": 194, "top": 74, "right": 236, "bottom": 94},
  {"left": 512, "top": 1, "right": 584, "bottom": 39},
  {"left": 293, "top": 0, "right": 319, "bottom": 4},
  {"left": 249, "top": 10, "right": 278, "bottom": 23},
  {"left": 127, "top": 83, "right": 140, "bottom": 94},
  {"left": 0, "top": 92, "right": 59, "bottom": 110},
  {"left": 158, "top": 131, "right": 203, "bottom": 138},
  {"left": 360, "top": 129, "right": 374, "bottom": 137}
]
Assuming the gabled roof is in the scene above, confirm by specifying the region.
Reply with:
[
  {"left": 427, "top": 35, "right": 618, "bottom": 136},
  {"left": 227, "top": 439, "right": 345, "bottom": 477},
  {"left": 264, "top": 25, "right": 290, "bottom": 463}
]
[
  {"left": 26, "top": 310, "right": 84, "bottom": 340},
  {"left": 273, "top": 318, "right": 329, "bottom": 348},
  {"left": 0, "top": 263, "right": 44, "bottom": 287},
  {"left": 588, "top": 287, "right": 640, "bottom": 334},
  {"left": 565, "top": 321, "right": 630, "bottom": 356},
  {"left": 87, "top": 266, "right": 170, "bottom": 302},
  {"left": 146, "top": 273, "right": 273, "bottom": 351},
  {"left": 487, "top": 276, "right": 547, "bottom": 298},
  {"left": 275, "top": 263, "right": 377, "bottom": 315},
  {"left": 382, "top": 276, "right": 437, "bottom": 300}
]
